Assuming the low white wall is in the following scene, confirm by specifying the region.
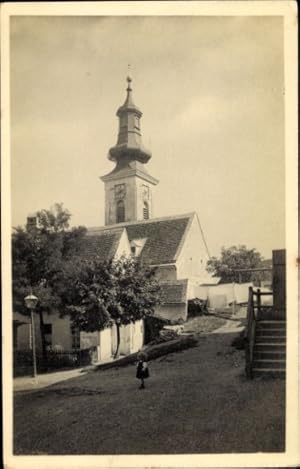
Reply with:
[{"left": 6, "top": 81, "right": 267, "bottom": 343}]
[
  {"left": 195, "top": 282, "right": 254, "bottom": 309},
  {"left": 155, "top": 303, "right": 187, "bottom": 322}
]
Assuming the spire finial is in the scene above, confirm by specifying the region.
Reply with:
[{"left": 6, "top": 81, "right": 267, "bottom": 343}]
[{"left": 127, "top": 64, "right": 132, "bottom": 91}]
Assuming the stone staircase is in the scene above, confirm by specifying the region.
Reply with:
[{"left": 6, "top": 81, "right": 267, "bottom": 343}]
[{"left": 252, "top": 320, "right": 286, "bottom": 378}]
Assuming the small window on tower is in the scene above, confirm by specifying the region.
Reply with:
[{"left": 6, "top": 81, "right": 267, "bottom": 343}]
[
  {"left": 134, "top": 116, "right": 140, "bottom": 129},
  {"left": 143, "top": 201, "right": 149, "bottom": 220},
  {"left": 116, "top": 200, "right": 125, "bottom": 223}
]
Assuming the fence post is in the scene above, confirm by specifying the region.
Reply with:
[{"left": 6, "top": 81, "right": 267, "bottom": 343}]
[{"left": 257, "top": 288, "right": 261, "bottom": 320}]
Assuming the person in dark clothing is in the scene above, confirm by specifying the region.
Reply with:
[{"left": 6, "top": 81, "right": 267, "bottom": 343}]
[{"left": 136, "top": 351, "right": 149, "bottom": 389}]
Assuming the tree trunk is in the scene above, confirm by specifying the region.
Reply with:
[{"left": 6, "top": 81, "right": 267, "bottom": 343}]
[
  {"left": 114, "top": 323, "right": 120, "bottom": 359},
  {"left": 38, "top": 310, "right": 48, "bottom": 368}
]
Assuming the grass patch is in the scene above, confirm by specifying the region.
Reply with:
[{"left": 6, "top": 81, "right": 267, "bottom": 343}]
[{"left": 183, "top": 315, "right": 226, "bottom": 334}]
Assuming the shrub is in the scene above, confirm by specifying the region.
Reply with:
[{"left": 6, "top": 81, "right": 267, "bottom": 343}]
[{"left": 188, "top": 298, "right": 207, "bottom": 317}]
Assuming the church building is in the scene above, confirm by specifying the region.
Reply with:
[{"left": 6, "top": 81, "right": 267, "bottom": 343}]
[
  {"left": 84, "top": 76, "right": 212, "bottom": 322},
  {"left": 15, "top": 76, "right": 213, "bottom": 364}
]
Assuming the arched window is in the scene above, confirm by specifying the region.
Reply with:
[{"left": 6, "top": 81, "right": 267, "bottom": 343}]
[
  {"left": 143, "top": 201, "right": 149, "bottom": 220},
  {"left": 116, "top": 200, "right": 125, "bottom": 223}
]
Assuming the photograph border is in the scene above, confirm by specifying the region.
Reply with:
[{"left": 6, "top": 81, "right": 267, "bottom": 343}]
[{"left": 1, "top": 1, "right": 298, "bottom": 468}]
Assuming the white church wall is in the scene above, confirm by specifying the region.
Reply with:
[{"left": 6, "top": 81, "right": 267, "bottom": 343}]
[
  {"left": 176, "top": 214, "right": 210, "bottom": 281},
  {"left": 136, "top": 180, "right": 154, "bottom": 220},
  {"left": 114, "top": 229, "right": 131, "bottom": 258},
  {"left": 104, "top": 176, "right": 137, "bottom": 225}
]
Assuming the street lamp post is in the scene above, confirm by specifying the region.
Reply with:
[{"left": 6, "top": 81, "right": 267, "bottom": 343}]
[{"left": 24, "top": 293, "right": 38, "bottom": 378}]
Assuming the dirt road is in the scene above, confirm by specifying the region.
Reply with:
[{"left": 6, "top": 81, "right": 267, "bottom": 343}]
[{"left": 14, "top": 329, "right": 285, "bottom": 454}]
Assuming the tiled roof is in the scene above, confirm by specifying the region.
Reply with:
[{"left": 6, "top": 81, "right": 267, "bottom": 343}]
[
  {"left": 82, "top": 228, "right": 124, "bottom": 262},
  {"left": 87, "top": 213, "right": 194, "bottom": 265},
  {"left": 159, "top": 280, "right": 188, "bottom": 304},
  {"left": 126, "top": 215, "right": 193, "bottom": 264}
]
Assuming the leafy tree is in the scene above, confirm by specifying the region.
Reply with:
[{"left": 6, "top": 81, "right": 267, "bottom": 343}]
[
  {"left": 36, "top": 203, "right": 71, "bottom": 233},
  {"left": 207, "top": 245, "right": 264, "bottom": 283},
  {"left": 12, "top": 203, "right": 87, "bottom": 360},
  {"left": 62, "top": 256, "right": 161, "bottom": 358}
]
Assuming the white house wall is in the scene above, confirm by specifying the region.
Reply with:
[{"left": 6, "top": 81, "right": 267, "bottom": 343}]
[
  {"left": 99, "top": 327, "right": 113, "bottom": 361},
  {"left": 176, "top": 214, "right": 210, "bottom": 281},
  {"left": 119, "top": 324, "right": 131, "bottom": 355},
  {"left": 118, "top": 320, "right": 144, "bottom": 356},
  {"left": 16, "top": 313, "right": 144, "bottom": 362},
  {"left": 17, "top": 312, "right": 73, "bottom": 352},
  {"left": 130, "top": 319, "right": 144, "bottom": 353}
]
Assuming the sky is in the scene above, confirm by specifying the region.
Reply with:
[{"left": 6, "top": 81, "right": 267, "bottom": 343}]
[{"left": 10, "top": 15, "right": 285, "bottom": 259}]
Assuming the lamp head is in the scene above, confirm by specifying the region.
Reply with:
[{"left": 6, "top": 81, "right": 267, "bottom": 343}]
[{"left": 24, "top": 294, "right": 38, "bottom": 310}]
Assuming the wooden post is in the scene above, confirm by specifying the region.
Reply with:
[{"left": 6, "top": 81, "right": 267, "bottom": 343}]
[
  {"left": 257, "top": 288, "right": 261, "bottom": 320},
  {"left": 30, "top": 310, "right": 37, "bottom": 378},
  {"left": 272, "top": 249, "right": 286, "bottom": 320}
]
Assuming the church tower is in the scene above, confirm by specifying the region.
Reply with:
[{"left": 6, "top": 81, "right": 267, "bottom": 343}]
[{"left": 101, "top": 76, "right": 159, "bottom": 226}]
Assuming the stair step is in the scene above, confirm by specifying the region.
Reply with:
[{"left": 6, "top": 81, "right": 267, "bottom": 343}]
[
  {"left": 256, "top": 321, "right": 286, "bottom": 328},
  {"left": 254, "top": 351, "right": 286, "bottom": 360},
  {"left": 256, "top": 329, "right": 286, "bottom": 337},
  {"left": 255, "top": 336, "right": 286, "bottom": 343},
  {"left": 257, "top": 320, "right": 286, "bottom": 326},
  {"left": 252, "top": 359, "right": 286, "bottom": 369},
  {"left": 252, "top": 368, "right": 285, "bottom": 379},
  {"left": 254, "top": 342, "right": 285, "bottom": 350}
]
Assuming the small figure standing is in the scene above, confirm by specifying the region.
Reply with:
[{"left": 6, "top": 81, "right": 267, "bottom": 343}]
[{"left": 136, "top": 351, "right": 149, "bottom": 389}]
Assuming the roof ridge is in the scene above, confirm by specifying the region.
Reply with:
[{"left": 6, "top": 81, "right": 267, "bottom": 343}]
[
  {"left": 87, "top": 226, "right": 125, "bottom": 235},
  {"left": 87, "top": 212, "right": 196, "bottom": 233}
]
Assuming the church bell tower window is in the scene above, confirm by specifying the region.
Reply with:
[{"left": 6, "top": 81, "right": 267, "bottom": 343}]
[
  {"left": 143, "top": 201, "right": 149, "bottom": 220},
  {"left": 116, "top": 200, "right": 125, "bottom": 223}
]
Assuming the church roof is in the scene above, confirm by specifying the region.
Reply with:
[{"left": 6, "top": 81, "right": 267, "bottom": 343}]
[
  {"left": 126, "top": 215, "right": 193, "bottom": 265},
  {"left": 87, "top": 213, "right": 195, "bottom": 265},
  {"left": 159, "top": 279, "right": 188, "bottom": 305},
  {"left": 82, "top": 228, "right": 124, "bottom": 262}
]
